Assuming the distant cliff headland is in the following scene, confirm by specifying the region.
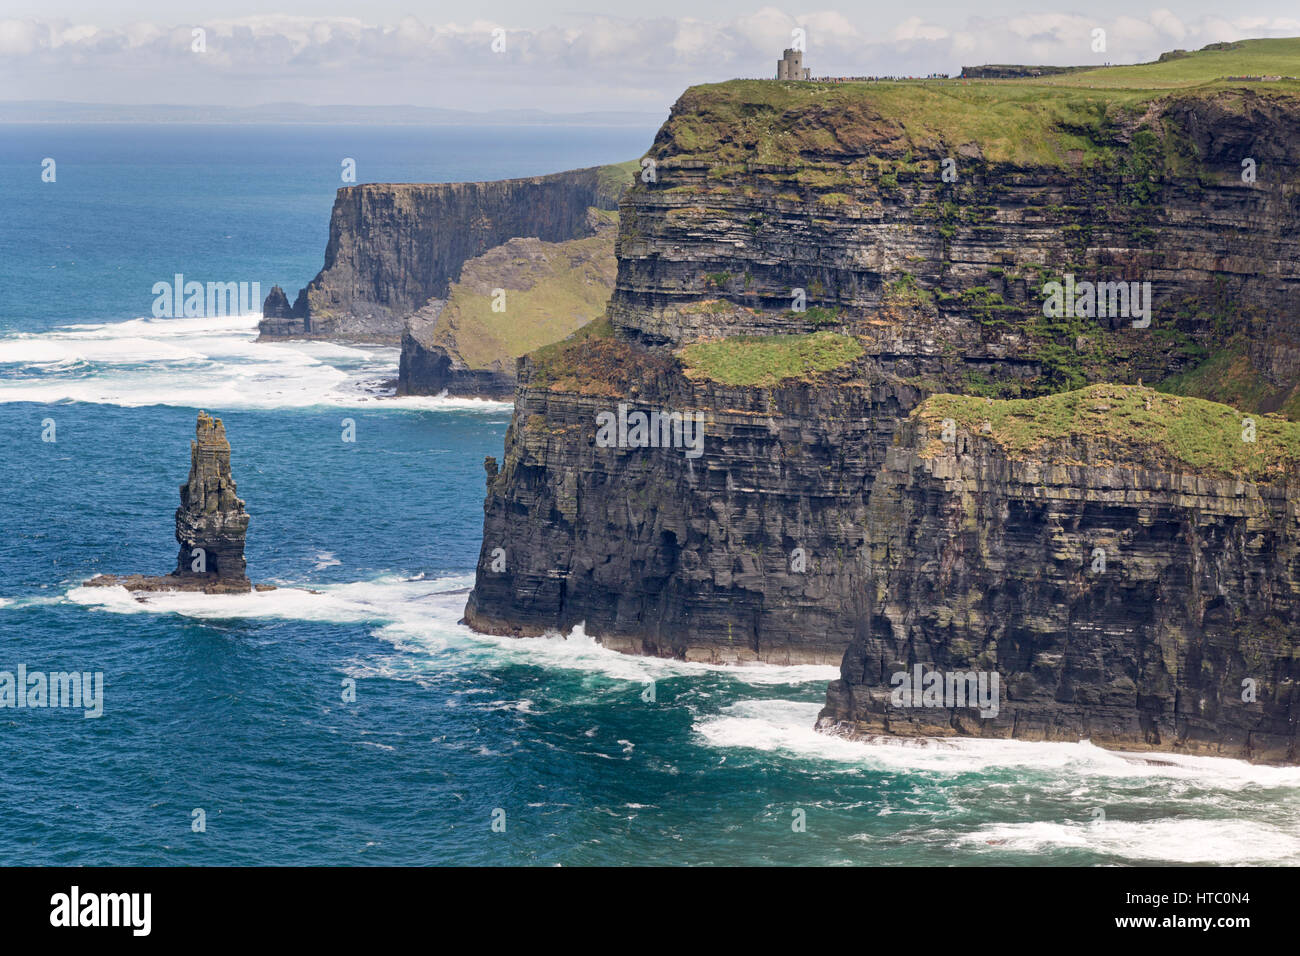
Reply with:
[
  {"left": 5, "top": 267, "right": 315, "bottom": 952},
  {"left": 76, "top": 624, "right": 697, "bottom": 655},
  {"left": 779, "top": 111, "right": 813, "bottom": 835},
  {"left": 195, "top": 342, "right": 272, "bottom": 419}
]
[
  {"left": 261, "top": 161, "right": 636, "bottom": 397},
  {"left": 462, "top": 38, "right": 1300, "bottom": 763}
]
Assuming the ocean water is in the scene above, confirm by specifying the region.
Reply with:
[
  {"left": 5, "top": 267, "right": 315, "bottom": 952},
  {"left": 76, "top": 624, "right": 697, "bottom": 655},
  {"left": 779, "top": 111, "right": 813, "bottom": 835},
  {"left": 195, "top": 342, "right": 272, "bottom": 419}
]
[{"left": 2, "top": 125, "right": 1298, "bottom": 866}]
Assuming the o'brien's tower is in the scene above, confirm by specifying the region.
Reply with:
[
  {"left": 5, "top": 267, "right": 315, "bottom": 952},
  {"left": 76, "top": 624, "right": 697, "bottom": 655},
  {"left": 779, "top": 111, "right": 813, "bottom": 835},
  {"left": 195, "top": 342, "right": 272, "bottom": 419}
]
[
  {"left": 175, "top": 411, "right": 251, "bottom": 588},
  {"left": 776, "top": 48, "right": 810, "bottom": 80}
]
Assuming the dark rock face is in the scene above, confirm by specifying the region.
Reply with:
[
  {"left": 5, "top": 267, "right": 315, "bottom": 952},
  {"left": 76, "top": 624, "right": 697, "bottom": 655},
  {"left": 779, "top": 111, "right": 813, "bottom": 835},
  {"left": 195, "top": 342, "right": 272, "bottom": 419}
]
[
  {"left": 258, "top": 284, "right": 302, "bottom": 338},
  {"left": 86, "top": 412, "right": 254, "bottom": 595},
  {"left": 817, "top": 410, "right": 1300, "bottom": 764},
  {"left": 259, "top": 165, "right": 623, "bottom": 344},
  {"left": 464, "top": 348, "right": 920, "bottom": 664},
  {"left": 465, "top": 79, "right": 1300, "bottom": 759},
  {"left": 174, "top": 411, "right": 250, "bottom": 588},
  {"left": 397, "top": 319, "right": 515, "bottom": 399}
]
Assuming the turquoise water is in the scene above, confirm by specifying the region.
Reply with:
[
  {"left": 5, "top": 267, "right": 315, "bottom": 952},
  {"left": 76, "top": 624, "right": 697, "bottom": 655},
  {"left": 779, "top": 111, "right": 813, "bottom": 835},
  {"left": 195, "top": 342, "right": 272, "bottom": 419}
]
[{"left": 1, "top": 125, "right": 1298, "bottom": 866}]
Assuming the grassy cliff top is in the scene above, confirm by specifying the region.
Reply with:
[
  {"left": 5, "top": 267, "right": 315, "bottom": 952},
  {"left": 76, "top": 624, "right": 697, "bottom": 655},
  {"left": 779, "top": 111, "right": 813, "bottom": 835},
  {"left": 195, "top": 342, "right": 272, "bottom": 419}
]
[
  {"left": 917, "top": 383, "right": 1300, "bottom": 481},
  {"left": 1033, "top": 38, "right": 1300, "bottom": 89},
  {"left": 679, "top": 332, "right": 863, "bottom": 386},
  {"left": 596, "top": 159, "right": 641, "bottom": 206},
  {"left": 657, "top": 38, "right": 1300, "bottom": 166}
]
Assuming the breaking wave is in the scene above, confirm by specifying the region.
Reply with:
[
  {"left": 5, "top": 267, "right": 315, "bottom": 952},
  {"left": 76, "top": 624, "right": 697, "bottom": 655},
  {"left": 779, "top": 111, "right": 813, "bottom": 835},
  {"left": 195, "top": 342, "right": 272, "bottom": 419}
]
[
  {"left": 67, "top": 572, "right": 838, "bottom": 686},
  {"left": 0, "top": 313, "right": 511, "bottom": 411}
]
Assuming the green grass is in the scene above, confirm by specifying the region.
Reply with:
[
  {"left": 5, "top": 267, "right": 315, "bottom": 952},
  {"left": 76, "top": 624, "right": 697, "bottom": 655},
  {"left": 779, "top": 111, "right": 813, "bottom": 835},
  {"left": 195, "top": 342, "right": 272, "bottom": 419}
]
[
  {"left": 679, "top": 332, "right": 863, "bottom": 386},
  {"left": 527, "top": 317, "right": 679, "bottom": 396},
  {"left": 1158, "top": 342, "right": 1300, "bottom": 419},
  {"left": 433, "top": 216, "right": 616, "bottom": 369},
  {"left": 917, "top": 383, "right": 1300, "bottom": 480},
  {"left": 1032, "top": 38, "right": 1300, "bottom": 89},
  {"left": 529, "top": 316, "right": 614, "bottom": 370},
  {"left": 595, "top": 160, "right": 641, "bottom": 206},
  {"left": 653, "top": 39, "right": 1300, "bottom": 168}
]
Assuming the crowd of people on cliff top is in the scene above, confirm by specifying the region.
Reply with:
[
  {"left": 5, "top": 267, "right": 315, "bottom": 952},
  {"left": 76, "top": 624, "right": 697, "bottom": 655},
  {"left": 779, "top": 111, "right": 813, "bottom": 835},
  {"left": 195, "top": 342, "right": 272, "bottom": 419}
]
[{"left": 803, "top": 73, "right": 953, "bottom": 82}]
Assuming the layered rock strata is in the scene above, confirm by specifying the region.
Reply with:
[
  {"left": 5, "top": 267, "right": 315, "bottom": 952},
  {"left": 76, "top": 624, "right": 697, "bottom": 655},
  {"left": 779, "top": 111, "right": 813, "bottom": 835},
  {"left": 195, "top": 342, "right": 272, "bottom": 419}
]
[
  {"left": 260, "top": 163, "right": 631, "bottom": 346},
  {"left": 817, "top": 386, "right": 1300, "bottom": 763},
  {"left": 88, "top": 412, "right": 261, "bottom": 594},
  {"left": 466, "top": 48, "right": 1300, "bottom": 758}
]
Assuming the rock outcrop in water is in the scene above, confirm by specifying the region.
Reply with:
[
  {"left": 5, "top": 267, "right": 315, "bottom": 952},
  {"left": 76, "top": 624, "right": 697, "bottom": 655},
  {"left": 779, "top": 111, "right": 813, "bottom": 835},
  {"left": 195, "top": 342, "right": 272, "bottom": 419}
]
[
  {"left": 172, "top": 411, "right": 251, "bottom": 589},
  {"left": 88, "top": 412, "right": 261, "bottom": 595},
  {"left": 464, "top": 42, "right": 1300, "bottom": 760}
]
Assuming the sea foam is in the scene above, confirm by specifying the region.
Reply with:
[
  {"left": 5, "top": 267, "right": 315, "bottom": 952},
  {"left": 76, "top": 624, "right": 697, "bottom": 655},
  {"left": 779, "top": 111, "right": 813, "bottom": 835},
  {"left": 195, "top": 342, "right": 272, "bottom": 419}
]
[
  {"left": 67, "top": 572, "right": 837, "bottom": 686},
  {"left": 694, "top": 699, "right": 1300, "bottom": 787},
  {"left": 0, "top": 313, "right": 512, "bottom": 411}
]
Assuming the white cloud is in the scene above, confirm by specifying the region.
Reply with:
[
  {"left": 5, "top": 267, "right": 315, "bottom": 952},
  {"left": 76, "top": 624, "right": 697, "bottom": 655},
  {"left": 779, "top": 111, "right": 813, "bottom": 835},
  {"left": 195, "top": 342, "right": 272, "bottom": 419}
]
[
  {"left": 1, "top": 9, "right": 1298, "bottom": 111},
  {"left": 893, "top": 17, "right": 950, "bottom": 43},
  {"left": 0, "top": 18, "right": 46, "bottom": 56},
  {"left": 1149, "top": 9, "right": 1188, "bottom": 43}
]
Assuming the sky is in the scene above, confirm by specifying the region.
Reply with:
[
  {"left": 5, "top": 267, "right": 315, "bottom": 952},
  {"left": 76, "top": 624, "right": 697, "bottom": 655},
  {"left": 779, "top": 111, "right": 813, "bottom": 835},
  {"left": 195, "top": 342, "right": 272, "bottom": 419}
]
[{"left": 3, "top": 2, "right": 1300, "bottom": 113}]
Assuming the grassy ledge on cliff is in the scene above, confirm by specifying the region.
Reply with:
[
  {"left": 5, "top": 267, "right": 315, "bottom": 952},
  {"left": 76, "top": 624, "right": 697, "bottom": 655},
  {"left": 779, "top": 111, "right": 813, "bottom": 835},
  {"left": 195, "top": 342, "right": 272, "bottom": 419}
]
[
  {"left": 679, "top": 331, "right": 864, "bottom": 386},
  {"left": 917, "top": 383, "right": 1300, "bottom": 481},
  {"left": 390, "top": 161, "right": 637, "bottom": 396},
  {"left": 411, "top": 208, "right": 618, "bottom": 370}
]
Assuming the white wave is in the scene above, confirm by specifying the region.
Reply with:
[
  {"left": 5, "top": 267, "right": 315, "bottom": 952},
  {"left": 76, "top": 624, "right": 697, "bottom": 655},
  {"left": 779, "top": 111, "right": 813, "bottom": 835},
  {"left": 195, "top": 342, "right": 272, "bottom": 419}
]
[
  {"left": 66, "top": 571, "right": 834, "bottom": 685},
  {"left": 66, "top": 573, "right": 470, "bottom": 624},
  {"left": 694, "top": 699, "right": 1300, "bottom": 789},
  {"left": 313, "top": 552, "right": 341, "bottom": 571},
  {"left": 0, "top": 313, "right": 511, "bottom": 411},
  {"left": 953, "top": 818, "right": 1300, "bottom": 864},
  {"left": 386, "top": 617, "right": 840, "bottom": 686},
  {"left": 0, "top": 593, "right": 67, "bottom": 611}
]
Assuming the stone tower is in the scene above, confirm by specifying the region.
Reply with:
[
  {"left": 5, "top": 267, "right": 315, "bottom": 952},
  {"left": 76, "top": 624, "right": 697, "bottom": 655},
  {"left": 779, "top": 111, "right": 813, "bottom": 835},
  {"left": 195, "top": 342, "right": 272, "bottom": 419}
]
[
  {"left": 174, "top": 411, "right": 250, "bottom": 587},
  {"left": 776, "top": 48, "right": 810, "bottom": 80}
]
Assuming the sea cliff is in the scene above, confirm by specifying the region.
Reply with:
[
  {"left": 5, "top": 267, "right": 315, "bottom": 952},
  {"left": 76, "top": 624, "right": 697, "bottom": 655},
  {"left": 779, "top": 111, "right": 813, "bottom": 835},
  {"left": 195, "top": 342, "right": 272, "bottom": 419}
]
[
  {"left": 262, "top": 162, "right": 634, "bottom": 395},
  {"left": 466, "top": 40, "right": 1300, "bottom": 759},
  {"left": 817, "top": 386, "right": 1300, "bottom": 763}
]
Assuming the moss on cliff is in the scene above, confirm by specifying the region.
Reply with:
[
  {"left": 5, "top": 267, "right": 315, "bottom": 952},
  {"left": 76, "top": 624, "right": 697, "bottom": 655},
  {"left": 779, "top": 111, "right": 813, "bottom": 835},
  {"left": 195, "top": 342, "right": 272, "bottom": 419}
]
[
  {"left": 529, "top": 317, "right": 680, "bottom": 396},
  {"left": 596, "top": 160, "right": 641, "bottom": 207},
  {"left": 679, "top": 332, "right": 864, "bottom": 386},
  {"left": 918, "top": 383, "right": 1300, "bottom": 480},
  {"left": 1159, "top": 342, "right": 1300, "bottom": 419}
]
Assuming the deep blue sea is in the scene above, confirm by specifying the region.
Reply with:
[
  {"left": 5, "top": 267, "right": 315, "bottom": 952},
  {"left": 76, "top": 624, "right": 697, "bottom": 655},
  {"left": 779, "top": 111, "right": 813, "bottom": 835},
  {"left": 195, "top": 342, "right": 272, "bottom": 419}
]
[{"left": 1, "top": 124, "right": 1298, "bottom": 866}]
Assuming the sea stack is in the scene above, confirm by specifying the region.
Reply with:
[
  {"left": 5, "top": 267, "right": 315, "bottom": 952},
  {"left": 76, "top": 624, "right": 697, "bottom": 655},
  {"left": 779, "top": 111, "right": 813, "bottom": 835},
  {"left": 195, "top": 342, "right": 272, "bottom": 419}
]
[
  {"left": 87, "top": 411, "right": 261, "bottom": 594},
  {"left": 173, "top": 411, "right": 251, "bottom": 590}
]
